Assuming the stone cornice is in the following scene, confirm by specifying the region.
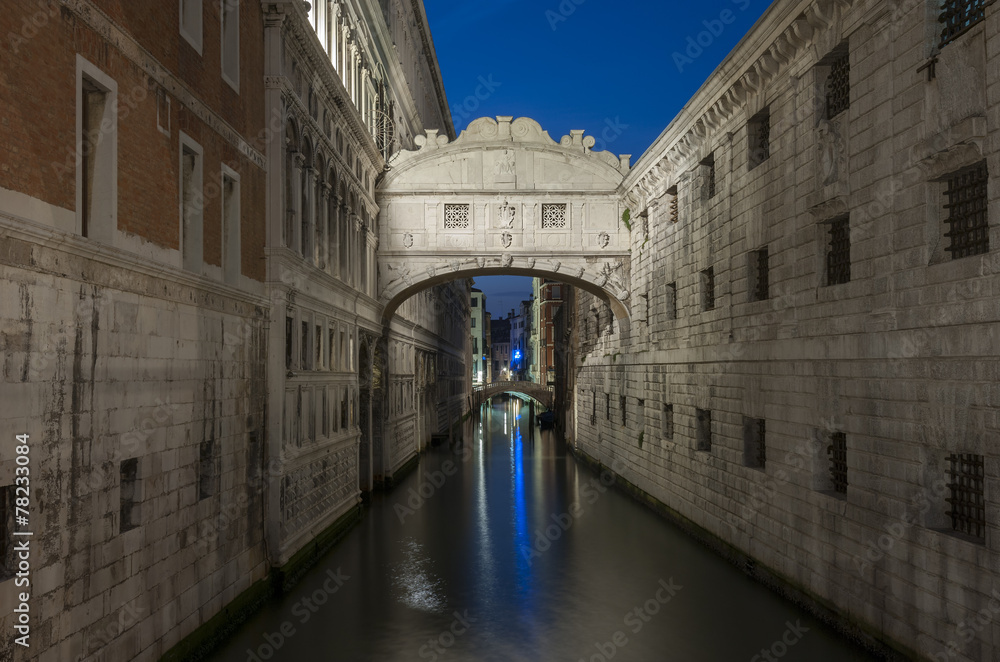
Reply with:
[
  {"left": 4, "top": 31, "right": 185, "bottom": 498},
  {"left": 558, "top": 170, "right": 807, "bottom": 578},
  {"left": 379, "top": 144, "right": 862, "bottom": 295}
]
[{"left": 623, "top": 0, "right": 858, "bottom": 209}]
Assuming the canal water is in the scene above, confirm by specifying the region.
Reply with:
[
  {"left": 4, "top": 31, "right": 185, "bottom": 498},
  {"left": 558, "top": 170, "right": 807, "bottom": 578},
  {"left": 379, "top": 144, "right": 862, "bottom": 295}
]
[{"left": 211, "top": 397, "right": 879, "bottom": 662}]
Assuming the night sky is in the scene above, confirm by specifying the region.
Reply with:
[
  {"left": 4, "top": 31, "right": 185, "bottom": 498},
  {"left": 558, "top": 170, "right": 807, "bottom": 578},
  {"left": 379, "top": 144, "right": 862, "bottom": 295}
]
[{"left": 422, "top": 0, "right": 775, "bottom": 317}]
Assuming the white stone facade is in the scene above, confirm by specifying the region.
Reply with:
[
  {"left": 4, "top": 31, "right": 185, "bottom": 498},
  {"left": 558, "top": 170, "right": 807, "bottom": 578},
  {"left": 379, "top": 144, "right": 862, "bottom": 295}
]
[{"left": 573, "top": 1, "right": 1000, "bottom": 660}]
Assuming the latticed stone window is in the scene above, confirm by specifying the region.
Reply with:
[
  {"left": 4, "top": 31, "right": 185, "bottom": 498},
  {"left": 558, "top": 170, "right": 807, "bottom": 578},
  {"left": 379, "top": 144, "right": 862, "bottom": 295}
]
[
  {"left": 667, "top": 185, "right": 679, "bottom": 223},
  {"left": 944, "top": 161, "right": 989, "bottom": 259},
  {"left": 940, "top": 0, "right": 990, "bottom": 48},
  {"left": 826, "top": 216, "right": 851, "bottom": 285},
  {"left": 749, "top": 247, "right": 769, "bottom": 302},
  {"left": 749, "top": 108, "right": 770, "bottom": 169},
  {"left": 743, "top": 417, "right": 766, "bottom": 469},
  {"left": 946, "top": 453, "right": 985, "bottom": 541},
  {"left": 444, "top": 204, "right": 470, "bottom": 229},
  {"left": 701, "top": 267, "right": 715, "bottom": 311},
  {"left": 542, "top": 203, "right": 567, "bottom": 229},
  {"left": 827, "top": 431, "right": 848, "bottom": 496},
  {"left": 826, "top": 53, "right": 850, "bottom": 119}
]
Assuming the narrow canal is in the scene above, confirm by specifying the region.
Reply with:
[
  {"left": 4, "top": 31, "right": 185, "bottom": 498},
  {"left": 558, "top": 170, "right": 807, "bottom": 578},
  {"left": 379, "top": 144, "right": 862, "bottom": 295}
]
[{"left": 212, "top": 397, "right": 879, "bottom": 661}]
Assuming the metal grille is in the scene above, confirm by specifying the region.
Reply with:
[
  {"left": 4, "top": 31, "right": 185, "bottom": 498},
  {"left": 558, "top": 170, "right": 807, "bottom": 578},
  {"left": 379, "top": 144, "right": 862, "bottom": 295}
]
[
  {"left": 542, "top": 204, "right": 567, "bottom": 228},
  {"left": 940, "top": 0, "right": 990, "bottom": 48},
  {"left": 744, "top": 417, "right": 766, "bottom": 469},
  {"left": 946, "top": 453, "right": 986, "bottom": 540},
  {"left": 750, "top": 112, "right": 770, "bottom": 168},
  {"left": 828, "top": 432, "right": 848, "bottom": 495},
  {"left": 826, "top": 54, "right": 850, "bottom": 119},
  {"left": 751, "top": 248, "right": 769, "bottom": 301},
  {"left": 702, "top": 268, "right": 715, "bottom": 311},
  {"left": 944, "top": 161, "right": 990, "bottom": 259},
  {"left": 444, "top": 204, "right": 470, "bottom": 229},
  {"left": 668, "top": 186, "right": 679, "bottom": 223},
  {"left": 827, "top": 216, "right": 851, "bottom": 285}
]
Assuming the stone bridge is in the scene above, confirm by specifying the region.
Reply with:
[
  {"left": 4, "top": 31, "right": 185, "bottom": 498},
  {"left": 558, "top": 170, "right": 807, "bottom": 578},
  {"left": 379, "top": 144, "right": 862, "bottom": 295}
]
[
  {"left": 472, "top": 381, "right": 554, "bottom": 409},
  {"left": 376, "top": 116, "right": 633, "bottom": 323}
]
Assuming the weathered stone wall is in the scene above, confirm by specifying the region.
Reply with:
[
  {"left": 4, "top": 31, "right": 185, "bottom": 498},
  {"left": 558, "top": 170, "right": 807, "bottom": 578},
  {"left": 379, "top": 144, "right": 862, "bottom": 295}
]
[
  {"left": 0, "top": 224, "right": 269, "bottom": 662},
  {"left": 576, "top": 1, "right": 999, "bottom": 660}
]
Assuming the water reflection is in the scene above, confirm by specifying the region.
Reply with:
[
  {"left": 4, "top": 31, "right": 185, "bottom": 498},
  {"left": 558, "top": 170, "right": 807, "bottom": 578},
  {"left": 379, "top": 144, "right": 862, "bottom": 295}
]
[{"left": 210, "top": 396, "right": 879, "bottom": 662}]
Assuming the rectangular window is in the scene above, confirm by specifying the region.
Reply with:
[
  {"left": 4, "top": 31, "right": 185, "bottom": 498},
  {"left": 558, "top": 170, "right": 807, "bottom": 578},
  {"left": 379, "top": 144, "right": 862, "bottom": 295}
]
[
  {"left": 198, "top": 439, "right": 217, "bottom": 500},
  {"left": 828, "top": 431, "right": 848, "bottom": 496},
  {"left": 667, "top": 282, "right": 677, "bottom": 320},
  {"left": 221, "top": 167, "right": 240, "bottom": 285},
  {"left": 472, "top": 318, "right": 477, "bottom": 328},
  {"left": 315, "top": 324, "right": 322, "bottom": 368},
  {"left": 605, "top": 393, "right": 610, "bottom": 421},
  {"left": 701, "top": 267, "right": 715, "bottom": 311},
  {"left": 748, "top": 108, "right": 770, "bottom": 170},
  {"left": 743, "top": 417, "right": 766, "bottom": 469},
  {"left": 471, "top": 299, "right": 478, "bottom": 307},
  {"left": 0, "top": 486, "right": 14, "bottom": 580},
  {"left": 221, "top": 0, "right": 239, "bottom": 91},
  {"left": 662, "top": 404, "right": 674, "bottom": 440},
  {"left": 702, "top": 153, "right": 716, "bottom": 199},
  {"left": 825, "top": 52, "right": 850, "bottom": 119},
  {"left": 590, "top": 391, "right": 597, "bottom": 424},
  {"left": 120, "top": 458, "right": 139, "bottom": 532},
  {"left": 944, "top": 161, "right": 989, "bottom": 259},
  {"left": 620, "top": 395, "right": 627, "bottom": 426},
  {"left": 180, "top": 134, "right": 204, "bottom": 273},
  {"left": 444, "top": 204, "right": 470, "bottom": 229},
  {"left": 826, "top": 216, "right": 851, "bottom": 285},
  {"left": 748, "top": 248, "right": 769, "bottom": 302},
  {"left": 323, "top": 387, "right": 329, "bottom": 436},
  {"left": 328, "top": 329, "right": 336, "bottom": 371},
  {"left": 542, "top": 204, "right": 568, "bottom": 229},
  {"left": 940, "top": 0, "right": 989, "bottom": 48},
  {"left": 77, "top": 59, "right": 118, "bottom": 243},
  {"left": 946, "top": 453, "right": 985, "bottom": 541},
  {"left": 301, "top": 321, "right": 309, "bottom": 370},
  {"left": 285, "top": 315, "right": 293, "bottom": 369},
  {"left": 179, "top": 0, "right": 203, "bottom": 53},
  {"left": 696, "top": 408, "right": 712, "bottom": 452}
]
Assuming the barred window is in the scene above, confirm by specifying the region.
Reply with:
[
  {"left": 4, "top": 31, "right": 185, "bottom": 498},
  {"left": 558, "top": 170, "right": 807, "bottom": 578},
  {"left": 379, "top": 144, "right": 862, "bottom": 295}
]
[
  {"left": 662, "top": 404, "right": 674, "bottom": 440},
  {"left": 828, "top": 432, "right": 848, "bottom": 496},
  {"left": 826, "top": 216, "right": 851, "bottom": 285},
  {"left": 940, "top": 0, "right": 989, "bottom": 48},
  {"left": 748, "top": 108, "right": 770, "bottom": 169},
  {"left": 946, "top": 453, "right": 985, "bottom": 541},
  {"left": 542, "top": 204, "right": 567, "bottom": 229},
  {"left": 701, "top": 267, "right": 715, "bottom": 311},
  {"left": 743, "top": 417, "right": 766, "bottom": 469},
  {"left": 826, "top": 53, "right": 850, "bottom": 119},
  {"left": 944, "top": 161, "right": 989, "bottom": 259},
  {"left": 620, "top": 395, "right": 627, "bottom": 426},
  {"left": 703, "top": 153, "right": 716, "bottom": 199},
  {"left": 667, "top": 282, "right": 678, "bottom": 320},
  {"left": 667, "top": 185, "right": 679, "bottom": 223},
  {"left": 749, "top": 247, "right": 769, "bottom": 302},
  {"left": 444, "top": 204, "right": 470, "bottom": 229}
]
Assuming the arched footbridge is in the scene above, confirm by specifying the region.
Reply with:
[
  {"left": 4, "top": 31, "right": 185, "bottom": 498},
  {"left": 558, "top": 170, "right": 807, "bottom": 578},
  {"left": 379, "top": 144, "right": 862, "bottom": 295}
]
[{"left": 472, "top": 381, "right": 554, "bottom": 409}]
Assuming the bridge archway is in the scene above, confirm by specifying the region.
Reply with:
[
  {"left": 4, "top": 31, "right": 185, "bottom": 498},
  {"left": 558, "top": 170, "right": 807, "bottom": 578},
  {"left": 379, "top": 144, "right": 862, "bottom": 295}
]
[{"left": 377, "top": 116, "right": 633, "bottom": 323}]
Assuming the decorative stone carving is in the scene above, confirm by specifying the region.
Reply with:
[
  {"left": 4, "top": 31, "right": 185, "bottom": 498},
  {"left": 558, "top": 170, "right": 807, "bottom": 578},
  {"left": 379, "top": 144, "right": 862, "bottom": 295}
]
[
  {"left": 501, "top": 253, "right": 513, "bottom": 268},
  {"left": 402, "top": 233, "right": 414, "bottom": 248},
  {"left": 600, "top": 261, "right": 628, "bottom": 297},
  {"left": 495, "top": 150, "right": 516, "bottom": 177},
  {"left": 598, "top": 231, "right": 611, "bottom": 248},
  {"left": 381, "top": 263, "right": 411, "bottom": 290},
  {"left": 497, "top": 197, "right": 516, "bottom": 228},
  {"left": 817, "top": 119, "right": 846, "bottom": 186},
  {"left": 501, "top": 232, "right": 513, "bottom": 248}
]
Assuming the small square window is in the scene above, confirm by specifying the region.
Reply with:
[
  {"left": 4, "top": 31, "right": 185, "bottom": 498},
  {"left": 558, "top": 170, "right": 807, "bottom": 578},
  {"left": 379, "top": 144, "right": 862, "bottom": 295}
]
[
  {"left": 542, "top": 204, "right": 568, "bottom": 229},
  {"left": 444, "top": 204, "right": 470, "bottom": 229}
]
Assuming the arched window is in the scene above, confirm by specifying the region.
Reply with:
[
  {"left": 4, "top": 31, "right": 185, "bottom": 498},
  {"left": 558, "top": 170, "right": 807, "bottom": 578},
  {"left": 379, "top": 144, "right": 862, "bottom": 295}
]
[{"left": 283, "top": 119, "right": 300, "bottom": 250}]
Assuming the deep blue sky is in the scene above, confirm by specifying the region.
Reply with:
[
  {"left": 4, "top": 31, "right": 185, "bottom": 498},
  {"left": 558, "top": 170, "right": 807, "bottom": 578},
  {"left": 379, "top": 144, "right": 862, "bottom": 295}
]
[{"left": 422, "top": 0, "right": 774, "bottom": 317}]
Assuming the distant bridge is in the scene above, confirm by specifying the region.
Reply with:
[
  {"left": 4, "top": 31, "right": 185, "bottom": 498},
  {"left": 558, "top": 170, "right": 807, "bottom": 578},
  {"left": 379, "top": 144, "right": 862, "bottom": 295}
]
[{"left": 472, "top": 381, "right": 554, "bottom": 409}]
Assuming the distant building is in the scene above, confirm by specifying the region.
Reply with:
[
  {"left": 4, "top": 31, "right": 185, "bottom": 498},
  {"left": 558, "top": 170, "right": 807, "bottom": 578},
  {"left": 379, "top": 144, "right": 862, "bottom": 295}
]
[
  {"left": 484, "top": 311, "right": 492, "bottom": 383},
  {"left": 491, "top": 317, "right": 512, "bottom": 381},
  {"left": 470, "top": 289, "right": 487, "bottom": 384},
  {"left": 536, "top": 279, "right": 565, "bottom": 386},
  {"left": 510, "top": 299, "right": 534, "bottom": 381}
]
